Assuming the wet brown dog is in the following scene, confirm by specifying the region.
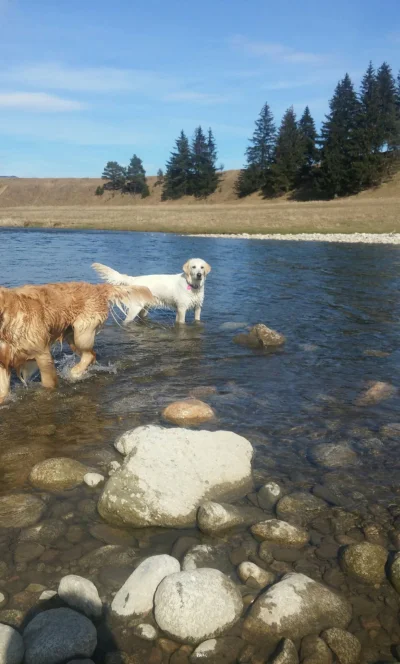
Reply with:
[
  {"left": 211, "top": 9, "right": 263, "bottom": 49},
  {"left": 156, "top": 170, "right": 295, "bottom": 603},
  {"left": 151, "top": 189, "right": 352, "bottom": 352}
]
[{"left": 0, "top": 281, "right": 154, "bottom": 403}]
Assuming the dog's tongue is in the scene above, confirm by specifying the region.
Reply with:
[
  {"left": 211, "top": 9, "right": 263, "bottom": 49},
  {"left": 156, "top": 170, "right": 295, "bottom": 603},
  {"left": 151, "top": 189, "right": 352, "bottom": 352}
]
[{"left": 187, "top": 284, "right": 192, "bottom": 290}]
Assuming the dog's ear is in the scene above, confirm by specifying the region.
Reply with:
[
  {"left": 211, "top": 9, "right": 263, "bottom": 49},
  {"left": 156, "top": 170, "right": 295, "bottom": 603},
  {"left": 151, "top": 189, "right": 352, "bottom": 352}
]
[
  {"left": 204, "top": 262, "right": 211, "bottom": 275},
  {"left": 182, "top": 260, "right": 191, "bottom": 276}
]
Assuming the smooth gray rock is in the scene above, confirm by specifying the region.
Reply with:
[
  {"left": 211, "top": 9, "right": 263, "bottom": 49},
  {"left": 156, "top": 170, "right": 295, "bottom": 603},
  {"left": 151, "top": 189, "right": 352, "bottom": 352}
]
[
  {"left": 29, "top": 458, "right": 88, "bottom": 491},
  {"left": 23, "top": 608, "right": 97, "bottom": 664},
  {"left": 111, "top": 554, "right": 180, "bottom": 618},
  {"left": 321, "top": 628, "right": 361, "bottom": 664},
  {"left": 242, "top": 573, "right": 351, "bottom": 647},
  {"left": 276, "top": 492, "right": 327, "bottom": 526},
  {"left": 154, "top": 569, "right": 243, "bottom": 645},
  {"left": 197, "top": 502, "right": 264, "bottom": 536},
  {"left": 99, "top": 426, "right": 253, "bottom": 528},
  {"left": 0, "top": 624, "right": 24, "bottom": 664},
  {"left": 251, "top": 519, "right": 308, "bottom": 549},
  {"left": 190, "top": 636, "right": 244, "bottom": 662},
  {"left": 0, "top": 494, "right": 46, "bottom": 528},
  {"left": 308, "top": 443, "right": 357, "bottom": 469},
  {"left": 257, "top": 482, "right": 282, "bottom": 510},
  {"left": 58, "top": 575, "right": 102, "bottom": 618},
  {"left": 340, "top": 542, "right": 387, "bottom": 585}
]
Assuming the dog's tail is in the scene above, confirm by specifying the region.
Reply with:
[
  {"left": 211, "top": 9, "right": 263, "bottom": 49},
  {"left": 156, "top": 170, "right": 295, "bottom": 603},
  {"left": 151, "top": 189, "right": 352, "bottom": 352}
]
[
  {"left": 104, "top": 283, "right": 155, "bottom": 324},
  {"left": 92, "top": 262, "right": 132, "bottom": 286}
]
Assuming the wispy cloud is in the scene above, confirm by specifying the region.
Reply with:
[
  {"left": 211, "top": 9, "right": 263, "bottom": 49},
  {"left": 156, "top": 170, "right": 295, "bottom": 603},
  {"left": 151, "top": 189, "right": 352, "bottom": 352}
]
[
  {"left": 0, "top": 92, "right": 86, "bottom": 112},
  {"left": 163, "top": 91, "right": 230, "bottom": 104},
  {"left": 230, "top": 35, "right": 325, "bottom": 65},
  {"left": 3, "top": 63, "right": 178, "bottom": 94}
]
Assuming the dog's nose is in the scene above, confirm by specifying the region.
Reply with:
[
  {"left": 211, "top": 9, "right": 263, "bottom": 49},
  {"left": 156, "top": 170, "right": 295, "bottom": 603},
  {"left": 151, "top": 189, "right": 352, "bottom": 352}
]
[{"left": 196, "top": 272, "right": 202, "bottom": 279}]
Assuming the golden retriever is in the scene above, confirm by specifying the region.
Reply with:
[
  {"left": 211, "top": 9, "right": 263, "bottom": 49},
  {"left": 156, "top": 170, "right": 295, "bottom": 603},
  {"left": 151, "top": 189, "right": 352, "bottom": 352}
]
[
  {"left": 92, "top": 258, "right": 211, "bottom": 324},
  {"left": 0, "top": 281, "right": 154, "bottom": 403}
]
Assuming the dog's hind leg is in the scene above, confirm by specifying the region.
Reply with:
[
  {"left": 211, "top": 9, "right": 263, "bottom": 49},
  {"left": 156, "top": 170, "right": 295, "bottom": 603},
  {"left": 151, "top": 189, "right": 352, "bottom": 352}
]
[
  {"left": 0, "top": 366, "right": 11, "bottom": 404},
  {"left": 70, "top": 320, "right": 97, "bottom": 378},
  {"left": 36, "top": 351, "right": 58, "bottom": 389}
]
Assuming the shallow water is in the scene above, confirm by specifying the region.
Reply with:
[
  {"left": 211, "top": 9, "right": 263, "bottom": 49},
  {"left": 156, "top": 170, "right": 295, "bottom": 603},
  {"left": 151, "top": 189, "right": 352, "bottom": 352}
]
[{"left": 1, "top": 228, "right": 400, "bottom": 662}]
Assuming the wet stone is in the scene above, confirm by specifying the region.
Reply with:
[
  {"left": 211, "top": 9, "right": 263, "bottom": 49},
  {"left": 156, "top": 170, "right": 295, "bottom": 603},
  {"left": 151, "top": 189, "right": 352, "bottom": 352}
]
[
  {"left": 341, "top": 542, "right": 387, "bottom": 585},
  {"left": 162, "top": 400, "right": 215, "bottom": 426},
  {"left": 321, "top": 628, "right": 361, "bottom": 664},
  {"left": 276, "top": 492, "right": 328, "bottom": 526},
  {"left": 0, "top": 623, "right": 24, "bottom": 664},
  {"left": 14, "top": 542, "right": 45, "bottom": 563},
  {"left": 270, "top": 638, "right": 299, "bottom": 664},
  {"left": 190, "top": 636, "right": 244, "bottom": 663},
  {"left": 0, "top": 494, "right": 46, "bottom": 528},
  {"left": 89, "top": 524, "right": 138, "bottom": 547},
  {"left": 78, "top": 545, "right": 138, "bottom": 569},
  {"left": 300, "top": 635, "right": 332, "bottom": 664},
  {"left": 18, "top": 520, "right": 67, "bottom": 545},
  {"left": 251, "top": 519, "right": 309, "bottom": 549},
  {"left": 257, "top": 482, "right": 282, "bottom": 510},
  {"left": 308, "top": 443, "right": 357, "bottom": 469},
  {"left": 29, "top": 457, "right": 88, "bottom": 491}
]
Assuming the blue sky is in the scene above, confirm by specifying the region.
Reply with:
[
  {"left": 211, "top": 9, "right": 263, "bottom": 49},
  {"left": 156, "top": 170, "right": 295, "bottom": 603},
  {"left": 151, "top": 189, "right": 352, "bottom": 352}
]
[{"left": 0, "top": 0, "right": 399, "bottom": 177}]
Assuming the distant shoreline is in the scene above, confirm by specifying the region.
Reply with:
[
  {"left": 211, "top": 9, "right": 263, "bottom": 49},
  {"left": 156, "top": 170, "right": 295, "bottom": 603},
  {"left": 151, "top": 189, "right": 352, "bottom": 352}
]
[{"left": 187, "top": 232, "right": 400, "bottom": 244}]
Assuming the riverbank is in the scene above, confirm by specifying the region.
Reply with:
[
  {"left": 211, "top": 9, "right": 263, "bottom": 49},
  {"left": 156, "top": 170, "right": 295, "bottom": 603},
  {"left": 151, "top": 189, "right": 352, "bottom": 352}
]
[
  {"left": 0, "top": 195, "right": 400, "bottom": 237},
  {"left": 189, "top": 232, "right": 400, "bottom": 244}
]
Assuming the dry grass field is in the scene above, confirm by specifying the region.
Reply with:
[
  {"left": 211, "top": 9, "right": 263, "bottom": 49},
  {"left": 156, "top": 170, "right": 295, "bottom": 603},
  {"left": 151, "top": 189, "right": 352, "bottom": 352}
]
[{"left": 0, "top": 170, "right": 399, "bottom": 235}]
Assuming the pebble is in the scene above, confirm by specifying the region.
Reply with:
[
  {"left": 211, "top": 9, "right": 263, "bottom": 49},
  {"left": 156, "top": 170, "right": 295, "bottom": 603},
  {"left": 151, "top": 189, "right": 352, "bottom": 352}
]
[
  {"left": 237, "top": 562, "right": 275, "bottom": 589},
  {"left": 162, "top": 399, "right": 215, "bottom": 426},
  {"left": 257, "top": 482, "right": 282, "bottom": 510},
  {"left": 84, "top": 472, "right": 105, "bottom": 487},
  {"left": 29, "top": 457, "right": 88, "bottom": 491},
  {"left": 134, "top": 624, "right": 158, "bottom": 641}
]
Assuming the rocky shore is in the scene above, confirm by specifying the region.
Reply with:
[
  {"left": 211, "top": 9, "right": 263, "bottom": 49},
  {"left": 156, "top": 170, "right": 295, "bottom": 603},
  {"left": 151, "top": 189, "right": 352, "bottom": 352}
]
[
  {"left": 188, "top": 232, "right": 400, "bottom": 244},
  {"left": 1, "top": 408, "right": 400, "bottom": 663}
]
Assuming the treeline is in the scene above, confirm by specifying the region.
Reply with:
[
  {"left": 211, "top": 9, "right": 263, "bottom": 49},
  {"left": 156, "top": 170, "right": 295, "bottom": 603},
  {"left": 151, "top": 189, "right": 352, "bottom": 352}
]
[
  {"left": 98, "top": 126, "right": 221, "bottom": 199},
  {"left": 237, "top": 61, "right": 400, "bottom": 199},
  {"left": 99, "top": 60, "right": 400, "bottom": 201}
]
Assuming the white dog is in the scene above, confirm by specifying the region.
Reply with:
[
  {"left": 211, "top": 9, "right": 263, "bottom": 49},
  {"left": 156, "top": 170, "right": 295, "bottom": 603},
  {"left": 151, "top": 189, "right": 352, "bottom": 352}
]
[{"left": 92, "top": 258, "right": 211, "bottom": 324}]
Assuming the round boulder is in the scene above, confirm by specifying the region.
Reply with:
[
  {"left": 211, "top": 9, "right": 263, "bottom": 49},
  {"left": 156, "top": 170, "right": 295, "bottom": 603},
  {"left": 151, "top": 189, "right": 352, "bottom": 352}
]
[
  {"left": 29, "top": 458, "right": 88, "bottom": 491},
  {"left": 23, "top": 608, "right": 97, "bottom": 664},
  {"left": 251, "top": 520, "right": 309, "bottom": 549},
  {"left": 0, "top": 623, "right": 24, "bottom": 664},
  {"left": 321, "top": 628, "right": 361, "bottom": 664},
  {"left": 276, "top": 492, "right": 327, "bottom": 526},
  {"left": 0, "top": 494, "right": 46, "bottom": 528},
  {"left": 308, "top": 443, "right": 357, "bottom": 469},
  {"left": 340, "top": 542, "right": 387, "bottom": 585},
  {"left": 162, "top": 399, "right": 215, "bottom": 426},
  {"left": 242, "top": 573, "right": 351, "bottom": 647},
  {"left": 154, "top": 569, "right": 243, "bottom": 644},
  {"left": 234, "top": 324, "right": 285, "bottom": 349}
]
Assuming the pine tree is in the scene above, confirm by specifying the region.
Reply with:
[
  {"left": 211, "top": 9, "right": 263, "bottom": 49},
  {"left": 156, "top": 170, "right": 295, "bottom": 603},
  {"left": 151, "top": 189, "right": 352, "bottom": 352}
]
[
  {"left": 155, "top": 168, "right": 164, "bottom": 186},
  {"left": 235, "top": 102, "right": 276, "bottom": 197},
  {"left": 319, "top": 74, "right": 362, "bottom": 197},
  {"left": 125, "top": 154, "right": 149, "bottom": 197},
  {"left": 376, "top": 62, "right": 399, "bottom": 150},
  {"left": 190, "top": 126, "right": 219, "bottom": 198},
  {"left": 357, "top": 62, "right": 384, "bottom": 186},
  {"left": 298, "top": 106, "right": 318, "bottom": 176},
  {"left": 162, "top": 131, "right": 192, "bottom": 200},
  {"left": 101, "top": 161, "right": 126, "bottom": 190},
  {"left": 270, "top": 107, "right": 304, "bottom": 194}
]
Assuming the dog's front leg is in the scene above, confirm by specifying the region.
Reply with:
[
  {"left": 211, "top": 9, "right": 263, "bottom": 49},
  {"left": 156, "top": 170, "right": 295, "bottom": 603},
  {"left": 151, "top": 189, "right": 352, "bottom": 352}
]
[
  {"left": 0, "top": 365, "right": 10, "bottom": 404},
  {"left": 35, "top": 351, "right": 58, "bottom": 389},
  {"left": 175, "top": 307, "right": 186, "bottom": 325},
  {"left": 194, "top": 305, "right": 202, "bottom": 322}
]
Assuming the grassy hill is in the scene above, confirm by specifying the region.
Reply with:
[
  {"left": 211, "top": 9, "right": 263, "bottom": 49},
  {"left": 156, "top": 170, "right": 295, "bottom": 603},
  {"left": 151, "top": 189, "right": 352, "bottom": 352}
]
[
  {"left": 0, "top": 170, "right": 399, "bottom": 208},
  {"left": 0, "top": 170, "right": 399, "bottom": 234}
]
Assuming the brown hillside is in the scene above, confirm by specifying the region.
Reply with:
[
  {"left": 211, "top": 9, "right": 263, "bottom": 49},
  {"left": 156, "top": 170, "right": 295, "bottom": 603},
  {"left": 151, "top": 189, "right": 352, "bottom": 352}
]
[{"left": 0, "top": 170, "right": 399, "bottom": 208}]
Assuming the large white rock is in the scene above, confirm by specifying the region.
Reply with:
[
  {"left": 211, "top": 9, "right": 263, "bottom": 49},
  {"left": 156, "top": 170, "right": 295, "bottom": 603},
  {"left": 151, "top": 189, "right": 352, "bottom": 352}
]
[
  {"left": 98, "top": 426, "right": 253, "bottom": 527},
  {"left": 23, "top": 608, "right": 97, "bottom": 664},
  {"left": 154, "top": 569, "right": 243, "bottom": 644},
  {"left": 242, "top": 573, "right": 352, "bottom": 647},
  {"left": 0, "top": 624, "right": 24, "bottom": 664},
  {"left": 58, "top": 575, "right": 102, "bottom": 618},
  {"left": 111, "top": 554, "right": 180, "bottom": 618}
]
